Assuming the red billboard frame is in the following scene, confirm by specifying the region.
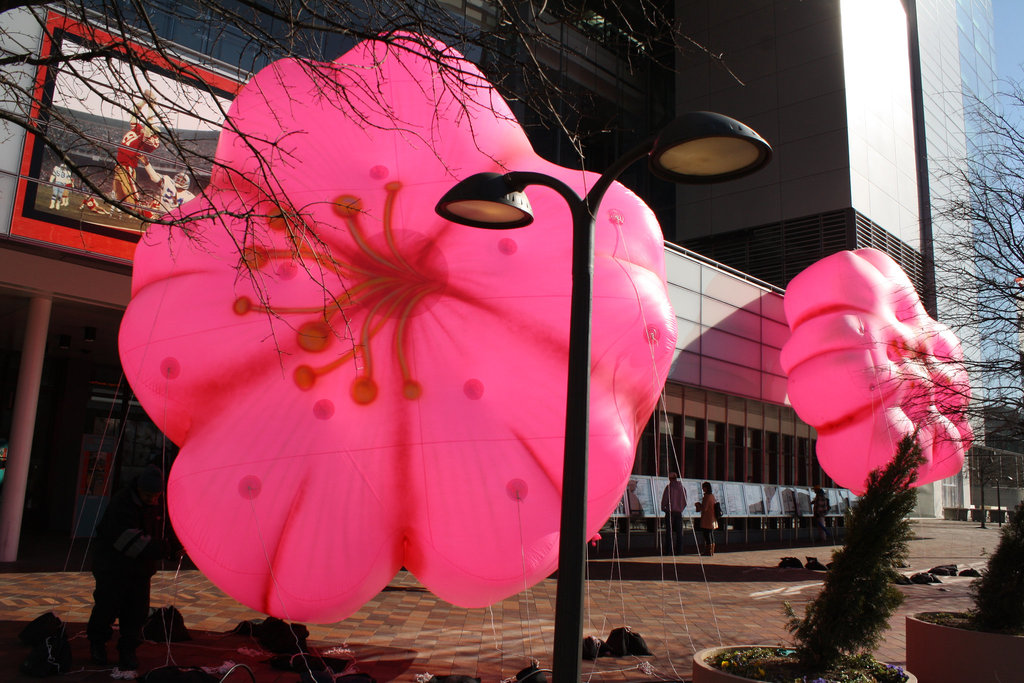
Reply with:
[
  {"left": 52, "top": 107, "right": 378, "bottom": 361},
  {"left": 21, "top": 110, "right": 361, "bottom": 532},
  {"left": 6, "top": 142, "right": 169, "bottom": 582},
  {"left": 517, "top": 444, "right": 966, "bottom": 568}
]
[{"left": 10, "top": 12, "right": 242, "bottom": 262}]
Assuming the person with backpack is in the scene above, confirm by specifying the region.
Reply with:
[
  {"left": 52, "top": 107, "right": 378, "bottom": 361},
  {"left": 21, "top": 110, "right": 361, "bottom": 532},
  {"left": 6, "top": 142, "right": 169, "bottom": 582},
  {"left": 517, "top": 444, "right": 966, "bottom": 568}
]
[{"left": 87, "top": 464, "right": 174, "bottom": 672}]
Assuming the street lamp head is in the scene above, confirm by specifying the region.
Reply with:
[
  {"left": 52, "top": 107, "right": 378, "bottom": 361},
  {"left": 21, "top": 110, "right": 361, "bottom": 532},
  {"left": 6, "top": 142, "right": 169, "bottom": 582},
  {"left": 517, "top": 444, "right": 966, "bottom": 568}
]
[
  {"left": 435, "top": 172, "right": 534, "bottom": 229},
  {"left": 649, "top": 111, "right": 772, "bottom": 184}
]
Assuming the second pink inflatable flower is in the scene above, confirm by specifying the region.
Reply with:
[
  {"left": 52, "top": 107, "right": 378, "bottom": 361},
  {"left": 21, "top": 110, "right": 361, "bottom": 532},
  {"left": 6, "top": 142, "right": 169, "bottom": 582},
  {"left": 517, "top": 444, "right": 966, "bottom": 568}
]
[{"left": 781, "top": 248, "right": 971, "bottom": 493}]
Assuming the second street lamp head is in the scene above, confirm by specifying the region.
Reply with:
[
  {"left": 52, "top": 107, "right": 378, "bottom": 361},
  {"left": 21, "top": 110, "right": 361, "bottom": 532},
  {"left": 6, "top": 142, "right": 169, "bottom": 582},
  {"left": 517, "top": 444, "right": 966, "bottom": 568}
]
[
  {"left": 435, "top": 172, "right": 534, "bottom": 229},
  {"left": 649, "top": 111, "right": 772, "bottom": 184}
]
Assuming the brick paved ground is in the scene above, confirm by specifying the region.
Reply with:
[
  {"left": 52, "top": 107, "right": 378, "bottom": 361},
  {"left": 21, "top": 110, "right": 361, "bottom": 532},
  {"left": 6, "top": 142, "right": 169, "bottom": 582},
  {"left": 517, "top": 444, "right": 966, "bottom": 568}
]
[{"left": 0, "top": 519, "right": 1000, "bottom": 682}]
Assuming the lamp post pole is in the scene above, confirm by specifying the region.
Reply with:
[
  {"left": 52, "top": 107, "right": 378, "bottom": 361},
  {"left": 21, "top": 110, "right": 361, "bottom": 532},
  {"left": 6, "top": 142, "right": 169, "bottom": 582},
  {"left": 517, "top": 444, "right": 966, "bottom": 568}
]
[
  {"left": 435, "top": 112, "right": 771, "bottom": 683},
  {"left": 501, "top": 148, "right": 658, "bottom": 683}
]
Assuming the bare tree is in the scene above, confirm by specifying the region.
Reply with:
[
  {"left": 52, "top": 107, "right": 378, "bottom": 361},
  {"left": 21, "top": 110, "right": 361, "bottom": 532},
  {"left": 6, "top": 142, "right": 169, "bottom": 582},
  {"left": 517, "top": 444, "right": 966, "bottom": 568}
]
[
  {"left": 932, "top": 82, "right": 1024, "bottom": 456},
  {"left": 0, "top": 0, "right": 710, "bottom": 227},
  {"left": 0, "top": 0, "right": 742, "bottom": 358}
]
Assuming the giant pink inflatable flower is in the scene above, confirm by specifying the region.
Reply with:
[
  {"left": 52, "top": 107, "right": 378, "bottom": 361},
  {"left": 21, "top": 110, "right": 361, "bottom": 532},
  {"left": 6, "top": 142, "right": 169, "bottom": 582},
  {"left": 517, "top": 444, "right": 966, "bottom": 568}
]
[
  {"left": 780, "top": 248, "right": 971, "bottom": 494},
  {"left": 118, "top": 36, "right": 676, "bottom": 622}
]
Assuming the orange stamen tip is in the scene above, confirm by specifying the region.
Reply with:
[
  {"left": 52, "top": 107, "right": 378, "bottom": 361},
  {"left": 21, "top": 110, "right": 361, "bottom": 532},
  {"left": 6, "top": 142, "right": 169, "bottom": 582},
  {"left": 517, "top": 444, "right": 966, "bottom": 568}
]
[
  {"left": 233, "top": 297, "right": 253, "bottom": 315},
  {"left": 402, "top": 381, "right": 422, "bottom": 400},
  {"left": 241, "top": 245, "right": 269, "bottom": 268},
  {"left": 294, "top": 365, "right": 316, "bottom": 390},
  {"left": 297, "top": 321, "right": 332, "bottom": 352},
  {"left": 384, "top": 181, "right": 402, "bottom": 191},
  {"left": 268, "top": 211, "right": 289, "bottom": 232},
  {"left": 333, "top": 195, "right": 361, "bottom": 217},
  {"left": 351, "top": 376, "right": 378, "bottom": 404}
]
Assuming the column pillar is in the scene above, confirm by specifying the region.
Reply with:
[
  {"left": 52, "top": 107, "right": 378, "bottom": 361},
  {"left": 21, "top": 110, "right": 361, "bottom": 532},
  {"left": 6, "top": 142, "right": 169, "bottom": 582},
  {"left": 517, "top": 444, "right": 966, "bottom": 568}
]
[{"left": 0, "top": 295, "right": 52, "bottom": 561}]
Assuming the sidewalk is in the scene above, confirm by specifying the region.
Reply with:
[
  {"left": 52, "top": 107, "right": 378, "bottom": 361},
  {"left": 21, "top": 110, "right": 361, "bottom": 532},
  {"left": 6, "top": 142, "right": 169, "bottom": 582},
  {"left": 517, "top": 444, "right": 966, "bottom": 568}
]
[{"left": 0, "top": 519, "right": 1001, "bottom": 682}]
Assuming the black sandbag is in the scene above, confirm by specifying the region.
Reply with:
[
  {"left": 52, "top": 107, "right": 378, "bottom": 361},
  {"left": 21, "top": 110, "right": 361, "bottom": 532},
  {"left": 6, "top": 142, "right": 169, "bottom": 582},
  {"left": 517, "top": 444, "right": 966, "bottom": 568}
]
[
  {"left": 230, "top": 619, "right": 261, "bottom": 636},
  {"left": 604, "top": 626, "right": 652, "bottom": 657},
  {"left": 18, "top": 612, "right": 64, "bottom": 647},
  {"left": 255, "top": 616, "right": 309, "bottom": 654},
  {"left": 910, "top": 572, "right": 941, "bottom": 584},
  {"left": 516, "top": 663, "right": 548, "bottom": 683},
  {"left": 929, "top": 564, "right": 958, "bottom": 575},
  {"left": 582, "top": 635, "right": 605, "bottom": 661},
  {"left": 20, "top": 633, "right": 71, "bottom": 678},
  {"left": 143, "top": 605, "right": 192, "bottom": 642},
  {"left": 804, "top": 557, "right": 828, "bottom": 571}
]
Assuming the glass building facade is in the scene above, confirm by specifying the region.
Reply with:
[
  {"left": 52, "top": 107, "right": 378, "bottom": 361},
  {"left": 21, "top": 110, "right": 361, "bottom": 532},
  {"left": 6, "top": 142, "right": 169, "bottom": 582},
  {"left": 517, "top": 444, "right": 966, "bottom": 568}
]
[
  {"left": 0, "top": 0, "right": 1001, "bottom": 550},
  {"left": 634, "top": 384, "right": 825, "bottom": 487}
]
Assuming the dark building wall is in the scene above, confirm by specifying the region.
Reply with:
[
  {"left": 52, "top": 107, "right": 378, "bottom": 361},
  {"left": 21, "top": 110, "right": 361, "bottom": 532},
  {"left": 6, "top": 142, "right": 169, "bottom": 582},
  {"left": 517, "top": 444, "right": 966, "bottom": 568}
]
[
  {"left": 670, "top": 0, "right": 930, "bottom": 292},
  {"left": 671, "top": 0, "right": 851, "bottom": 245}
]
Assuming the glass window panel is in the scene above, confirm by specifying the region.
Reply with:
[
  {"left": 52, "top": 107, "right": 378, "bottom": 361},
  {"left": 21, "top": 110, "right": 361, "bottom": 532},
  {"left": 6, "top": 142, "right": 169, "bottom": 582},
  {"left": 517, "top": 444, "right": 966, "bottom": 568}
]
[
  {"left": 767, "top": 432, "right": 780, "bottom": 484},
  {"left": 707, "top": 392, "right": 726, "bottom": 423},
  {"left": 783, "top": 435, "right": 795, "bottom": 484},
  {"left": 730, "top": 424, "right": 745, "bottom": 481},
  {"left": 684, "top": 417, "right": 706, "bottom": 479},
  {"left": 797, "top": 437, "right": 809, "bottom": 486},
  {"left": 727, "top": 396, "right": 745, "bottom": 425},
  {"left": 684, "top": 388, "right": 706, "bottom": 417},
  {"left": 748, "top": 428, "right": 764, "bottom": 483}
]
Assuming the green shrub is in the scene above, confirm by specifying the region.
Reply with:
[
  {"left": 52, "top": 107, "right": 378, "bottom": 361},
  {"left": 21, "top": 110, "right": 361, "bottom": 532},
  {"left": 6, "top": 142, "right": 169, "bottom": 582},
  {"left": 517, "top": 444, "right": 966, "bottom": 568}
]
[
  {"left": 971, "top": 500, "right": 1024, "bottom": 632},
  {"left": 786, "top": 435, "right": 923, "bottom": 670}
]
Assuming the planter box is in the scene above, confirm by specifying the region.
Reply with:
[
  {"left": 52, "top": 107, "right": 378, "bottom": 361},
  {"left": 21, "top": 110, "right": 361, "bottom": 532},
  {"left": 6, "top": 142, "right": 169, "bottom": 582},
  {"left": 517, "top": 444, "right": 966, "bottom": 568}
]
[
  {"left": 942, "top": 507, "right": 968, "bottom": 521},
  {"left": 906, "top": 615, "right": 1024, "bottom": 683},
  {"left": 692, "top": 646, "right": 917, "bottom": 683}
]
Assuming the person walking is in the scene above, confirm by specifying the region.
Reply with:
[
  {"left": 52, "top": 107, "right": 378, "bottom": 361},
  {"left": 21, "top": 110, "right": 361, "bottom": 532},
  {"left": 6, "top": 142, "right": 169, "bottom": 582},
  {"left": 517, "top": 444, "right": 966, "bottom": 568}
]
[
  {"left": 812, "top": 487, "right": 830, "bottom": 543},
  {"left": 660, "top": 472, "right": 687, "bottom": 555},
  {"left": 87, "top": 465, "right": 171, "bottom": 672},
  {"left": 695, "top": 481, "right": 718, "bottom": 556}
]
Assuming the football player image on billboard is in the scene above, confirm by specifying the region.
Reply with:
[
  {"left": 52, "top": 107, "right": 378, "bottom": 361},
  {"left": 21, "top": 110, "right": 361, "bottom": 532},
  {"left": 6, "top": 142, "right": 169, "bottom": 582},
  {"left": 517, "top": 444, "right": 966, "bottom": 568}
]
[
  {"left": 11, "top": 13, "right": 239, "bottom": 262},
  {"left": 48, "top": 162, "right": 73, "bottom": 209},
  {"left": 111, "top": 89, "right": 163, "bottom": 208},
  {"left": 141, "top": 163, "right": 195, "bottom": 218}
]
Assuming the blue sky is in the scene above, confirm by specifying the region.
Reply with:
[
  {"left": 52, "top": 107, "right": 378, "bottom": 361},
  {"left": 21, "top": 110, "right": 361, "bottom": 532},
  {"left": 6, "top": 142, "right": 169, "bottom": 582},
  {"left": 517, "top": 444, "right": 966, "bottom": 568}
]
[{"left": 992, "top": 0, "right": 1024, "bottom": 82}]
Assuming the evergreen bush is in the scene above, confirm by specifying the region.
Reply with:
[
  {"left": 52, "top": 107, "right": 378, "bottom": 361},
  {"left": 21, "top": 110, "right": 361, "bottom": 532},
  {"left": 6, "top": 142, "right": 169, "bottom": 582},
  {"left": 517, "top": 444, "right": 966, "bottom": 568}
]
[
  {"left": 971, "top": 499, "right": 1024, "bottom": 633},
  {"left": 786, "top": 435, "right": 924, "bottom": 671}
]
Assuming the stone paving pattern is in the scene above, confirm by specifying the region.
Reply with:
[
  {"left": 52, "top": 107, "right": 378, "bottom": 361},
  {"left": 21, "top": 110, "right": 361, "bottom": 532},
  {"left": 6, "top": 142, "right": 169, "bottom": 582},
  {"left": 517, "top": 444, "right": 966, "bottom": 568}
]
[{"left": 0, "top": 519, "right": 999, "bottom": 681}]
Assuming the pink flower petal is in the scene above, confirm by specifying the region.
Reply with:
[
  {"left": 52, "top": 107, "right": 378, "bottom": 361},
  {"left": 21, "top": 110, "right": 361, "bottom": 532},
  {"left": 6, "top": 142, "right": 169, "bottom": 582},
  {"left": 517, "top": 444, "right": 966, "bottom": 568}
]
[
  {"left": 781, "top": 248, "right": 971, "bottom": 493},
  {"left": 120, "top": 35, "right": 675, "bottom": 621}
]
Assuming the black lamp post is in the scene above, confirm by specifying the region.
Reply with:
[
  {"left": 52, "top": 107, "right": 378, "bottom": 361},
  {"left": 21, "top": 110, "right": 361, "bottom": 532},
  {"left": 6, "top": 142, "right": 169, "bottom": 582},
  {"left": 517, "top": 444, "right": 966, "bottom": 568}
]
[{"left": 435, "top": 111, "right": 771, "bottom": 683}]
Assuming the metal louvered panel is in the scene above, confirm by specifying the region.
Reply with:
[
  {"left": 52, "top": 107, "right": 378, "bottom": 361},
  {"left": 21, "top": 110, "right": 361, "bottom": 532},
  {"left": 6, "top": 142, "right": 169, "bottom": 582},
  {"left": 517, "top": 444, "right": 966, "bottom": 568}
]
[
  {"left": 782, "top": 217, "right": 825, "bottom": 282},
  {"left": 747, "top": 225, "right": 785, "bottom": 286},
  {"left": 679, "top": 209, "right": 923, "bottom": 292},
  {"left": 853, "top": 211, "right": 924, "bottom": 294}
]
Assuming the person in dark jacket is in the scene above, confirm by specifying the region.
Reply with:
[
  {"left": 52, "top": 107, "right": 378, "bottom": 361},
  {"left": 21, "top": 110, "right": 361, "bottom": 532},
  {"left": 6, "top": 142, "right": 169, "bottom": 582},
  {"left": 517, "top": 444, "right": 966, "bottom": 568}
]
[
  {"left": 812, "top": 487, "right": 830, "bottom": 543},
  {"left": 87, "top": 465, "right": 169, "bottom": 671},
  {"left": 660, "top": 472, "right": 687, "bottom": 555}
]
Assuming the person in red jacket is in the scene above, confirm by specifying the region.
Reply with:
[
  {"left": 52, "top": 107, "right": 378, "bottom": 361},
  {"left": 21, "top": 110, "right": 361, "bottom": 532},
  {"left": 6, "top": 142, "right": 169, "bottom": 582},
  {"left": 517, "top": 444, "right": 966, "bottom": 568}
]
[
  {"left": 695, "top": 481, "right": 719, "bottom": 556},
  {"left": 86, "top": 465, "right": 169, "bottom": 672}
]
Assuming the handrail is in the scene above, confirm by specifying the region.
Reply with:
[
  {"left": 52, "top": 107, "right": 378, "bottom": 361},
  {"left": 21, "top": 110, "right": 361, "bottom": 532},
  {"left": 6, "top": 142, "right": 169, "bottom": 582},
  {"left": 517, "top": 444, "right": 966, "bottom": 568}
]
[{"left": 663, "top": 240, "right": 787, "bottom": 295}]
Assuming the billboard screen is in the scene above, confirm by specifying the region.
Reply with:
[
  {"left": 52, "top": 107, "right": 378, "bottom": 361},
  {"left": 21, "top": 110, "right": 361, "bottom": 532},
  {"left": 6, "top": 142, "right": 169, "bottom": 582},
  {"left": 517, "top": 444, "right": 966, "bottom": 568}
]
[{"left": 10, "top": 13, "right": 240, "bottom": 261}]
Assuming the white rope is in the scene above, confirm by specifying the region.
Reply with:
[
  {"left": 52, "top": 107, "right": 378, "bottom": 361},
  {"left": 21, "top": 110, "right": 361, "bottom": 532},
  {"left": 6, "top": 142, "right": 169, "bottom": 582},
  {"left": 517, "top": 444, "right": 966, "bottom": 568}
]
[{"left": 609, "top": 215, "right": 714, "bottom": 678}]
